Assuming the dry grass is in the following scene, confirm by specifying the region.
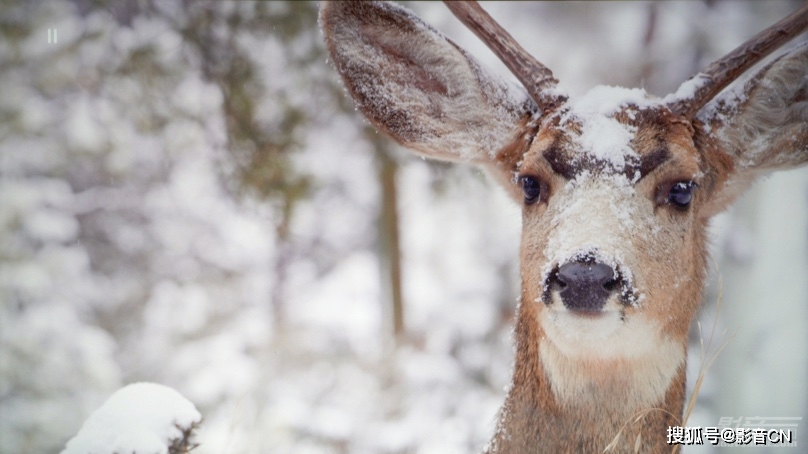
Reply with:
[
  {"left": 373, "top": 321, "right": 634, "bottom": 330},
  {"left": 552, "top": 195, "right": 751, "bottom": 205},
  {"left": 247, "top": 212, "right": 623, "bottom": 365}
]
[
  {"left": 603, "top": 407, "right": 680, "bottom": 453},
  {"left": 683, "top": 260, "right": 731, "bottom": 426}
]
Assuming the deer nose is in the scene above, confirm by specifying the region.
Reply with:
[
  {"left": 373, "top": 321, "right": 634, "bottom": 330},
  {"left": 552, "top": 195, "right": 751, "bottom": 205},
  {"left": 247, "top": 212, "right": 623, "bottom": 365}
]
[{"left": 553, "top": 262, "right": 617, "bottom": 312}]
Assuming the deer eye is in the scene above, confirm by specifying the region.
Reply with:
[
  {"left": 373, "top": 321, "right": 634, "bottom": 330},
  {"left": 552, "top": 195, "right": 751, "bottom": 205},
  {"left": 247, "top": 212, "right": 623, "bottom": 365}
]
[
  {"left": 520, "top": 176, "right": 542, "bottom": 205},
  {"left": 667, "top": 181, "right": 695, "bottom": 208}
]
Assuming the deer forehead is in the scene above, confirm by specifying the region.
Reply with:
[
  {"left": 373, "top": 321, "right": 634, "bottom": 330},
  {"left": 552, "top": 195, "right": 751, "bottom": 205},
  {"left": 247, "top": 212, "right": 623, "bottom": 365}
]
[
  {"left": 520, "top": 86, "right": 701, "bottom": 182},
  {"left": 519, "top": 85, "right": 704, "bottom": 175}
]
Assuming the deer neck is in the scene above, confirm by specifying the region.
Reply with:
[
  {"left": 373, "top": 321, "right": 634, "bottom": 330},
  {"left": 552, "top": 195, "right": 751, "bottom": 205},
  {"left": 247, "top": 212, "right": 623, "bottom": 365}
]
[{"left": 489, "top": 297, "right": 688, "bottom": 453}]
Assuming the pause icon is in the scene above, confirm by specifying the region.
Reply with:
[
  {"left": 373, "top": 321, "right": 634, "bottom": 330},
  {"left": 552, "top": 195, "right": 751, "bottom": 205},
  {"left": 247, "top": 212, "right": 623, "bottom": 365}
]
[{"left": 48, "top": 28, "right": 57, "bottom": 44}]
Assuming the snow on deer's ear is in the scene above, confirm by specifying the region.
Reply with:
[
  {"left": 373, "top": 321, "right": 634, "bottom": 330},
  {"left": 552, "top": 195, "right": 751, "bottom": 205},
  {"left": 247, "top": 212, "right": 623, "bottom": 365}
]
[
  {"left": 319, "top": 1, "right": 537, "bottom": 172},
  {"left": 698, "top": 43, "right": 808, "bottom": 216}
]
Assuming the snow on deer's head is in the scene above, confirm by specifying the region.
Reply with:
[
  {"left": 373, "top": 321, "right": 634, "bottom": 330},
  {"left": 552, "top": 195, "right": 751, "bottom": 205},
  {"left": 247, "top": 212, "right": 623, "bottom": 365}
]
[{"left": 320, "top": 0, "right": 808, "bottom": 431}]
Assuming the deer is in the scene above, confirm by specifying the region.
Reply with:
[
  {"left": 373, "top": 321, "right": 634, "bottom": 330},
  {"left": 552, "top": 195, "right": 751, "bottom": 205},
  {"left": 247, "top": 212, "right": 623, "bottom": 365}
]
[{"left": 319, "top": 1, "right": 808, "bottom": 452}]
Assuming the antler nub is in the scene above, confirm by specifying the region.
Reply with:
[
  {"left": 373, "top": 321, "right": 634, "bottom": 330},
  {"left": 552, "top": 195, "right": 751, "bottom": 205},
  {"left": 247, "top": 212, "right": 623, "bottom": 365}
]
[{"left": 444, "top": 1, "right": 567, "bottom": 114}]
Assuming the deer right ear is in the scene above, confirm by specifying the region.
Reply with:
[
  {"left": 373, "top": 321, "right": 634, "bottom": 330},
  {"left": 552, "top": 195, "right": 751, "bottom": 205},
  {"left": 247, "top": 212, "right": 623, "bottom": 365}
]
[
  {"left": 319, "top": 1, "right": 536, "bottom": 172},
  {"left": 697, "top": 43, "right": 808, "bottom": 217}
]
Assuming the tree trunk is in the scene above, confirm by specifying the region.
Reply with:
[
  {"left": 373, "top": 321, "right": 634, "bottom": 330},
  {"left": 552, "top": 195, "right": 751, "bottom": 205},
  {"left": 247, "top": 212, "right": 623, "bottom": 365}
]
[{"left": 370, "top": 129, "right": 405, "bottom": 341}]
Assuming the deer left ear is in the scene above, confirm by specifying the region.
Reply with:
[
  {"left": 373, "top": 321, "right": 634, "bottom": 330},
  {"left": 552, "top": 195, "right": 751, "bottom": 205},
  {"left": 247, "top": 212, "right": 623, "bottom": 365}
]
[
  {"left": 319, "top": 1, "right": 537, "bottom": 176},
  {"left": 699, "top": 43, "right": 808, "bottom": 216}
]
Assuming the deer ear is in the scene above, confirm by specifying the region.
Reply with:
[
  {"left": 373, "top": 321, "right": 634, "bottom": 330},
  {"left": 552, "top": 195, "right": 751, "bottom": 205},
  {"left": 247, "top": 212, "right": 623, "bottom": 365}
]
[
  {"left": 699, "top": 43, "right": 808, "bottom": 215},
  {"left": 319, "top": 1, "right": 536, "bottom": 172}
]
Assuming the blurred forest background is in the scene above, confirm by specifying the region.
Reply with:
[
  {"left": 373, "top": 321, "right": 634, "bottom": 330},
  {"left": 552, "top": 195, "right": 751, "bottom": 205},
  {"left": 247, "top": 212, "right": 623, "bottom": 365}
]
[{"left": 1, "top": 1, "right": 807, "bottom": 453}]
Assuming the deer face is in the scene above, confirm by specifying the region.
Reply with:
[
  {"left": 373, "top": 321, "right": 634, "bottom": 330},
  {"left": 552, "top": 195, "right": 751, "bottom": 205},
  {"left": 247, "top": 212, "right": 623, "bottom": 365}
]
[
  {"left": 321, "top": 0, "right": 807, "bottom": 373},
  {"left": 517, "top": 90, "right": 708, "bottom": 361}
]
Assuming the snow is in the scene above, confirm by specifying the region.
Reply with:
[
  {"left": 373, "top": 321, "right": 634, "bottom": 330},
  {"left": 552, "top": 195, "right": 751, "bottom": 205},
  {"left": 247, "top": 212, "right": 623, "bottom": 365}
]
[
  {"left": 665, "top": 73, "right": 711, "bottom": 105},
  {"left": 173, "top": 74, "right": 223, "bottom": 118},
  {"left": 561, "top": 85, "right": 656, "bottom": 171},
  {"left": 575, "top": 113, "right": 638, "bottom": 170},
  {"left": 65, "top": 96, "right": 105, "bottom": 152},
  {"left": 570, "top": 85, "right": 654, "bottom": 117},
  {"left": 61, "top": 383, "right": 201, "bottom": 454}
]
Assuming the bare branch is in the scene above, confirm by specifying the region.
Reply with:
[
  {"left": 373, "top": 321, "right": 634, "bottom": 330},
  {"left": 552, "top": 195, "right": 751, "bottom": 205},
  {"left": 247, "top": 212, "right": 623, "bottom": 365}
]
[
  {"left": 671, "top": 3, "right": 808, "bottom": 119},
  {"left": 443, "top": 1, "right": 566, "bottom": 114}
]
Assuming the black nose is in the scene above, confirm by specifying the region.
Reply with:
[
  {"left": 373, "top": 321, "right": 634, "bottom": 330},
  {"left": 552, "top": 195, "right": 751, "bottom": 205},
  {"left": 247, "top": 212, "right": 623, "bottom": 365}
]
[{"left": 552, "top": 261, "right": 618, "bottom": 312}]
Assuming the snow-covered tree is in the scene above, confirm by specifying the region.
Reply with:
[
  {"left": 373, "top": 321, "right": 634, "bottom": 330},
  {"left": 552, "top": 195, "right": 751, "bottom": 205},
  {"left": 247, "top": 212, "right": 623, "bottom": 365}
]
[{"left": 1, "top": 2, "right": 805, "bottom": 453}]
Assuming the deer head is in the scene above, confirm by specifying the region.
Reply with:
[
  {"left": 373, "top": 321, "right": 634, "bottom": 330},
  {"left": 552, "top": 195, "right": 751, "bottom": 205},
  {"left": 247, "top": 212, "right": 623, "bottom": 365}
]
[{"left": 320, "top": 1, "right": 808, "bottom": 451}]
